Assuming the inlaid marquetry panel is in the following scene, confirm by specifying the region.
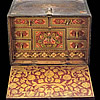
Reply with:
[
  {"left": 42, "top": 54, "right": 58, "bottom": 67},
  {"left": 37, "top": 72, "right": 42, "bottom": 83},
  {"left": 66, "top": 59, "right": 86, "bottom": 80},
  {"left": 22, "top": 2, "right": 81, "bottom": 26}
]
[
  {"left": 13, "top": 40, "right": 31, "bottom": 50},
  {"left": 13, "top": 17, "right": 48, "bottom": 27},
  {"left": 67, "top": 40, "right": 87, "bottom": 50},
  {"left": 8, "top": 16, "right": 90, "bottom": 64},
  {"left": 6, "top": 65, "right": 94, "bottom": 98},
  {"left": 67, "top": 28, "right": 87, "bottom": 39},
  {"left": 13, "top": 51, "right": 86, "bottom": 60},
  {"left": 33, "top": 29, "right": 65, "bottom": 50},
  {"left": 13, "top": 51, "right": 68, "bottom": 59},
  {"left": 69, "top": 51, "right": 86, "bottom": 59},
  {"left": 51, "top": 17, "right": 88, "bottom": 27},
  {"left": 13, "top": 28, "right": 31, "bottom": 39}
]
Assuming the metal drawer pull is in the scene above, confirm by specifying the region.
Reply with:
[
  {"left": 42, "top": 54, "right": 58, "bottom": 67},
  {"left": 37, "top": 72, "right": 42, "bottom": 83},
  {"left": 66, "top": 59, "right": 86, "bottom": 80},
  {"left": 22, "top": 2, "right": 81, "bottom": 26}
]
[
  {"left": 75, "top": 44, "right": 78, "bottom": 49},
  {"left": 65, "top": 20, "right": 70, "bottom": 25}
]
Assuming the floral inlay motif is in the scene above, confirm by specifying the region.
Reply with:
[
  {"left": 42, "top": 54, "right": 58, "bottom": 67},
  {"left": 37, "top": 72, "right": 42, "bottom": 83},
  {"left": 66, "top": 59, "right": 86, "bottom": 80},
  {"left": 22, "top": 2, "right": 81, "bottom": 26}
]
[
  {"left": 7, "top": 65, "right": 94, "bottom": 98},
  {"left": 15, "top": 31, "right": 29, "bottom": 38},
  {"left": 70, "top": 30, "right": 85, "bottom": 38},
  {"left": 34, "top": 30, "right": 65, "bottom": 50},
  {"left": 15, "top": 42, "right": 29, "bottom": 49},
  {"left": 70, "top": 42, "right": 84, "bottom": 49},
  {"left": 52, "top": 18, "right": 86, "bottom": 25},
  {"left": 14, "top": 18, "right": 46, "bottom": 25}
]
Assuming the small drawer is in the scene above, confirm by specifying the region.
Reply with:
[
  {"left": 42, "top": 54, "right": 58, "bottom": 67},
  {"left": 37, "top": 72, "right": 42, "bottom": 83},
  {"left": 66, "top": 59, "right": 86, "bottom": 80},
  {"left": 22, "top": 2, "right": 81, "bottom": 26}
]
[
  {"left": 69, "top": 51, "right": 86, "bottom": 59},
  {"left": 33, "top": 29, "right": 65, "bottom": 50},
  {"left": 67, "top": 40, "right": 86, "bottom": 50},
  {"left": 13, "top": 17, "right": 48, "bottom": 27},
  {"left": 51, "top": 17, "right": 88, "bottom": 27},
  {"left": 67, "top": 28, "right": 87, "bottom": 39},
  {"left": 13, "top": 40, "right": 31, "bottom": 50},
  {"left": 13, "top": 28, "right": 31, "bottom": 39}
]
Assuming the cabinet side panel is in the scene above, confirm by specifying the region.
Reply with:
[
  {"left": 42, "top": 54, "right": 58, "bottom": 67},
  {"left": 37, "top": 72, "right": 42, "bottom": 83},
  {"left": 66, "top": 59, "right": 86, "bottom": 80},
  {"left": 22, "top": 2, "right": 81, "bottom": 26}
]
[
  {"left": 87, "top": 16, "right": 92, "bottom": 65},
  {"left": 7, "top": 17, "right": 13, "bottom": 64}
]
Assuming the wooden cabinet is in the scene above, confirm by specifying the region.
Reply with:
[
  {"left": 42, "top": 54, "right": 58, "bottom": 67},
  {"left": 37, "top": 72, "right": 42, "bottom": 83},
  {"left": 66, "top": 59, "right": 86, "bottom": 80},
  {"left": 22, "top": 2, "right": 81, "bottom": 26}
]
[{"left": 6, "top": 0, "right": 94, "bottom": 99}]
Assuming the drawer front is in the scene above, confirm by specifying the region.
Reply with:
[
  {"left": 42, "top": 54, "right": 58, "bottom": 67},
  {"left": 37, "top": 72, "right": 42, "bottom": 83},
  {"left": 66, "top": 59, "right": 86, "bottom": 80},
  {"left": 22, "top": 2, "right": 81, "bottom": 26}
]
[
  {"left": 13, "top": 51, "right": 86, "bottom": 60},
  {"left": 67, "top": 40, "right": 86, "bottom": 50},
  {"left": 13, "top": 51, "right": 68, "bottom": 59},
  {"left": 67, "top": 28, "right": 87, "bottom": 39},
  {"left": 51, "top": 17, "right": 88, "bottom": 27},
  {"left": 33, "top": 29, "right": 65, "bottom": 50},
  {"left": 13, "top": 28, "right": 31, "bottom": 39},
  {"left": 69, "top": 51, "right": 86, "bottom": 59},
  {"left": 14, "top": 40, "right": 31, "bottom": 50},
  {"left": 13, "top": 17, "right": 48, "bottom": 27}
]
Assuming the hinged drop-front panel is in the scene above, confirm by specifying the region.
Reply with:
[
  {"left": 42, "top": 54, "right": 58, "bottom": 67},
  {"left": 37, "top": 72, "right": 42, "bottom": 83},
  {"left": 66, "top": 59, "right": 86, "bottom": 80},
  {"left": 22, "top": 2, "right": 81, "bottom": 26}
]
[
  {"left": 6, "top": 65, "right": 94, "bottom": 98},
  {"left": 8, "top": 16, "right": 90, "bottom": 65}
]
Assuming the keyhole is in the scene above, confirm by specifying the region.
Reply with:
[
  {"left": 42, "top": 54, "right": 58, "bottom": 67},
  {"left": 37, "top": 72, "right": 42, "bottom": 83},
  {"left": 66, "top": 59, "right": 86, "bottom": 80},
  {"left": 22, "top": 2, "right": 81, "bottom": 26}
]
[{"left": 21, "top": 43, "right": 23, "bottom": 49}]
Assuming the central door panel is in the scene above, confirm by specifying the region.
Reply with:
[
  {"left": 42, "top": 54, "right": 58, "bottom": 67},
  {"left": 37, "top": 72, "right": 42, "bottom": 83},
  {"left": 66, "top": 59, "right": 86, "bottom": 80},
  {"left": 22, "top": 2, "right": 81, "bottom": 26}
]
[{"left": 33, "top": 29, "right": 65, "bottom": 50}]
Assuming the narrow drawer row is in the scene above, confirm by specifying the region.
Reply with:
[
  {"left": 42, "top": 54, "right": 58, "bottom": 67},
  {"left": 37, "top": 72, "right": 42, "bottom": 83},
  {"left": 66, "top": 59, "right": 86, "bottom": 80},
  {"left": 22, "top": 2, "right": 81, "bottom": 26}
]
[
  {"left": 12, "top": 17, "right": 88, "bottom": 27},
  {"left": 13, "top": 51, "right": 86, "bottom": 60}
]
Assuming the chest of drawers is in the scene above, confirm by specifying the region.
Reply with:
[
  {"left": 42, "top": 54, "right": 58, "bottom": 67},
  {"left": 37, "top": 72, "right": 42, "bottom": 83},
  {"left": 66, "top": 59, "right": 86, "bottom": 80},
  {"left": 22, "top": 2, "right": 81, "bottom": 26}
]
[
  {"left": 8, "top": 16, "right": 90, "bottom": 64},
  {"left": 6, "top": 0, "right": 94, "bottom": 99}
]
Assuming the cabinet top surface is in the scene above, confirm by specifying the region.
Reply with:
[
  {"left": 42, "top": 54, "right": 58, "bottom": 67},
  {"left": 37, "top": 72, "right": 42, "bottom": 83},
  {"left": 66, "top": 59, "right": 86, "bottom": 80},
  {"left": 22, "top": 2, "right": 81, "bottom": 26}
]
[{"left": 8, "top": 0, "right": 91, "bottom": 17}]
